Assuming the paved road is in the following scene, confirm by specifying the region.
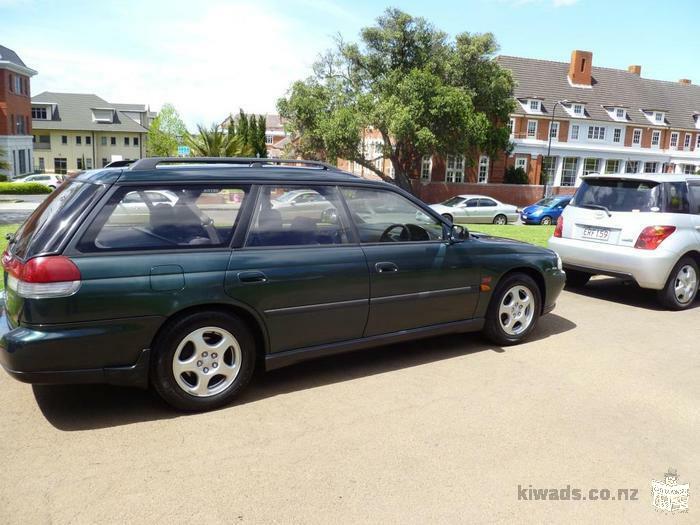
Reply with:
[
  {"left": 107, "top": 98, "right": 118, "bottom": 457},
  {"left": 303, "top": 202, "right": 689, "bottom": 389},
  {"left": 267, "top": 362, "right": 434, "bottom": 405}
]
[
  {"left": 0, "top": 201, "right": 39, "bottom": 225},
  {"left": 0, "top": 280, "right": 697, "bottom": 524}
]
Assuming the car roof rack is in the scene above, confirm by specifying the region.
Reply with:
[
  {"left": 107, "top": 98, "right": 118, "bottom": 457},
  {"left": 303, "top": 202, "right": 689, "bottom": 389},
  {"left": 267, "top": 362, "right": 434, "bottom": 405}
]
[{"left": 129, "top": 157, "right": 343, "bottom": 172}]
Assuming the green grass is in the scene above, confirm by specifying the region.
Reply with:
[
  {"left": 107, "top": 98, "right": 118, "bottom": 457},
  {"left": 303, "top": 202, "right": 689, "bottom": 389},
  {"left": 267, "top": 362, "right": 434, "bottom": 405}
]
[
  {"left": 457, "top": 223, "right": 555, "bottom": 248},
  {"left": 0, "top": 224, "right": 20, "bottom": 291}
]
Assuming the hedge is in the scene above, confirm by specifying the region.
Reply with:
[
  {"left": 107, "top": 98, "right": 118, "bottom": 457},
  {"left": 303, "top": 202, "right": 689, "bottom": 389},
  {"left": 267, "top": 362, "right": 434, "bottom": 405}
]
[{"left": 0, "top": 182, "right": 53, "bottom": 195}]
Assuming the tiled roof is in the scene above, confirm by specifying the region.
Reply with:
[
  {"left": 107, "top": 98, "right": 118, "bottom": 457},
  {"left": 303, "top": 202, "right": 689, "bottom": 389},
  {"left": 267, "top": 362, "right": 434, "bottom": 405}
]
[
  {"left": 0, "top": 44, "right": 26, "bottom": 67},
  {"left": 31, "top": 92, "right": 149, "bottom": 132},
  {"left": 497, "top": 55, "right": 700, "bottom": 131}
]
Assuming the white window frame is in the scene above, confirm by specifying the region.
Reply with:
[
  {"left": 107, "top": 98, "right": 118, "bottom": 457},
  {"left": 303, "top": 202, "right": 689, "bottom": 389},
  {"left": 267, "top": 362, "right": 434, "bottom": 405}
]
[
  {"left": 570, "top": 124, "right": 579, "bottom": 140},
  {"left": 632, "top": 128, "right": 642, "bottom": 146},
  {"left": 549, "top": 121, "right": 559, "bottom": 140},
  {"left": 420, "top": 156, "right": 432, "bottom": 182},
  {"left": 508, "top": 118, "right": 515, "bottom": 135},
  {"left": 651, "top": 130, "right": 661, "bottom": 147},
  {"left": 445, "top": 154, "right": 465, "bottom": 183},
  {"left": 514, "top": 156, "right": 528, "bottom": 172},
  {"left": 588, "top": 126, "right": 605, "bottom": 140},
  {"left": 264, "top": 134, "right": 273, "bottom": 145},
  {"left": 583, "top": 158, "right": 600, "bottom": 175},
  {"left": 573, "top": 104, "right": 584, "bottom": 116},
  {"left": 561, "top": 157, "right": 578, "bottom": 187},
  {"left": 605, "top": 159, "right": 620, "bottom": 174},
  {"left": 526, "top": 120, "right": 537, "bottom": 138},
  {"left": 529, "top": 100, "right": 541, "bottom": 112},
  {"left": 684, "top": 133, "right": 692, "bottom": 149},
  {"left": 644, "top": 162, "right": 658, "bottom": 173},
  {"left": 654, "top": 112, "right": 664, "bottom": 123},
  {"left": 613, "top": 128, "right": 622, "bottom": 143},
  {"left": 670, "top": 131, "right": 679, "bottom": 149},
  {"left": 625, "top": 160, "right": 639, "bottom": 174},
  {"left": 477, "top": 155, "right": 489, "bottom": 184},
  {"left": 615, "top": 108, "right": 626, "bottom": 119}
]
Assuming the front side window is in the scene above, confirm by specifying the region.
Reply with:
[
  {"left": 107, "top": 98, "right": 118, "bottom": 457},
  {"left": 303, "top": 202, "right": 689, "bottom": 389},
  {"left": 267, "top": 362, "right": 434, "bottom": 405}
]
[
  {"left": 665, "top": 182, "right": 689, "bottom": 214},
  {"left": 341, "top": 187, "right": 444, "bottom": 243},
  {"left": 246, "top": 186, "right": 349, "bottom": 247},
  {"left": 78, "top": 186, "right": 248, "bottom": 252}
]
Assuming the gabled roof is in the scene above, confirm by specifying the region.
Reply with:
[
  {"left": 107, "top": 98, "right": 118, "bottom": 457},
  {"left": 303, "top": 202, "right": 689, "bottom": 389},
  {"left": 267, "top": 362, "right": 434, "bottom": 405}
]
[
  {"left": 31, "top": 92, "right": 149, "bottom": 132},
  {"left": 498, "top": 55, "right": 700, "bottom": 131},
  {"left": 0, "top": 44, "right": 37, "bottom": 76}
]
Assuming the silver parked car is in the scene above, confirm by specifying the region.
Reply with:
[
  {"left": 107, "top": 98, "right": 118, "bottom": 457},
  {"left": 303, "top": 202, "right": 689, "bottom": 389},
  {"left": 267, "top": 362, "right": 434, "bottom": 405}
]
[
  {"left": 429, "top": 195, "right": 519, "bottom": 224},
  {"left": 548, "top": 173, "right": 700, "bottom": 310}
]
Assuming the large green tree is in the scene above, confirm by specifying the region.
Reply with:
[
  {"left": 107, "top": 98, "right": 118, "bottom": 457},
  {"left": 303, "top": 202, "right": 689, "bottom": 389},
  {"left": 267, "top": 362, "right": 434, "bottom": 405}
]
[
  {"left": 147, "top": 103, "right": 187, "bottom": 157},
  {"left": 185, "top": 124, "right": 254, "bottom": 157},
  {"left": 277, "top": 8, "right": 515, "bottom": 191},
  {"left": 226, "top": 110, "right": 268, "bottom": 158}
]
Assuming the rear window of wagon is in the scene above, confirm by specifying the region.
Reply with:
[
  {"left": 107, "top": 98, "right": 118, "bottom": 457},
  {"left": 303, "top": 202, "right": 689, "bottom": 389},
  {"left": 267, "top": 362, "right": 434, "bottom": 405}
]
[{"left": 572, "top": 178, "right": 661, "bottom": 212}]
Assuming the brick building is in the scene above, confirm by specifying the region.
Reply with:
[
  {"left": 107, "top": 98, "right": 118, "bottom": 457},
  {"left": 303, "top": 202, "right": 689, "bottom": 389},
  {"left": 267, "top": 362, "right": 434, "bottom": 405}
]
[
  {"left": 340, "top": 50, "right": 700, "bottom": 205},
  {"left": 220, "top": 114, "right": 290, "bottom": 158},
  {"left": 0, "top": 44, "right": 37, "bottom": 178}
]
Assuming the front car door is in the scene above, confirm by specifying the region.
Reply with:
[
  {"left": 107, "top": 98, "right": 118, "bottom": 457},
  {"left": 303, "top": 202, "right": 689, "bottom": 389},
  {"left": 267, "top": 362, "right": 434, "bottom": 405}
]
[
  {"left": 341, "top": 186, "right": 480, "bottom": 337},
  {"left": 225, "top": 185, "right": 369, "bottom": 353},
  {"left": 463, "top": 198, "right": 480, "bottom": 222}
]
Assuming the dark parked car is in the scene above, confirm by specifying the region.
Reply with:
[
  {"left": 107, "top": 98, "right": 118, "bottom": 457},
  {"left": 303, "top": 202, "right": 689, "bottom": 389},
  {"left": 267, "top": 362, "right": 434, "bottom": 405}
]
[
  {"left": 520, "top": 196, "right": 572, "bottom": 225},
  {"left": 1, "top": 158, "right": 566, "bottom": 411}
]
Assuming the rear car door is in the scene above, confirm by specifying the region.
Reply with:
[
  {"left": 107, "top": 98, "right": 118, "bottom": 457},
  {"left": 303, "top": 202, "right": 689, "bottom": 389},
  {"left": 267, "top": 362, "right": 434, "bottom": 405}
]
[
  {"left": 686, "top": 181, "right": 700, "bottom": 242},
  {"left": 341, "top": 186, "right": 480, "bottom": 337},
  {"left": 224, "top": 185, "right": 369, "bottom": 353},
  {"left": 477, "top": 198, "right": 498, "bottom": 223}
]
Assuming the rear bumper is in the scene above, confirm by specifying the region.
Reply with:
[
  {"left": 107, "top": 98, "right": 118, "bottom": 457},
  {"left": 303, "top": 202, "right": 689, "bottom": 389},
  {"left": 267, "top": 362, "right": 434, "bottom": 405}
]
[
  {"left": 548, "top": 237, "right": 676, "bottom": 289},
  {"left": 0, "top": 312, "right": 161, "bottom": 388}
]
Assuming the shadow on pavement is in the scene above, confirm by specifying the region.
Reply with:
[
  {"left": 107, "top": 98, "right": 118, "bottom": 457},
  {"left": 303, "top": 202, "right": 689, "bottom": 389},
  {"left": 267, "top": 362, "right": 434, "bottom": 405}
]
[
  {"left": 33, "top": 313, "right": 575, "bottom": 432},
  {"left": 567, "top": 277, "right": 700, "bottom": 311}
]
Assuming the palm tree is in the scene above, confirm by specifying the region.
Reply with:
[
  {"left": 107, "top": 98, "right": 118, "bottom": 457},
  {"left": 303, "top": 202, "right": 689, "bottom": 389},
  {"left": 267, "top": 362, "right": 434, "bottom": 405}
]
[
  {"left": 185, "top": 124, "right": 255, "bottom": 157},
  {"left": 0, "top": 146, "right": 10, "bottom": 172}
]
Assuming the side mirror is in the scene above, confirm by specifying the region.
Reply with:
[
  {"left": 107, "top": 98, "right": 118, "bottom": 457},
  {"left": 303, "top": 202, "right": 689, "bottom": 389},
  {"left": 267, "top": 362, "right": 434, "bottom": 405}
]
[{"left": 449, "top": 224, "right": 468, "bottom": 244}]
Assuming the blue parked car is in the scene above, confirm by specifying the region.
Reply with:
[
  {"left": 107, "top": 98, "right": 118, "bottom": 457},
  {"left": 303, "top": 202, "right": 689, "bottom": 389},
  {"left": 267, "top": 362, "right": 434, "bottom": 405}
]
[{"left": 520, "top": 196, "right": 572, "bottom": 225}]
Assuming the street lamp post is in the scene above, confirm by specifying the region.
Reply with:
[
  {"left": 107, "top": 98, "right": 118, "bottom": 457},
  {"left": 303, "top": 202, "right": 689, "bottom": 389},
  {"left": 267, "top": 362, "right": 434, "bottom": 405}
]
[{"left": 543, "top": 99, "right": 568, "bottom": 198}]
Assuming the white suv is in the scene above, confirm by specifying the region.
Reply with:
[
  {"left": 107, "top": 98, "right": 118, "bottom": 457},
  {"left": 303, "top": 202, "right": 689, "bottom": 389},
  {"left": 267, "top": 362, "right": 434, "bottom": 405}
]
[{"left": 548, "top": 173, "right": 700, "bottom": 310}]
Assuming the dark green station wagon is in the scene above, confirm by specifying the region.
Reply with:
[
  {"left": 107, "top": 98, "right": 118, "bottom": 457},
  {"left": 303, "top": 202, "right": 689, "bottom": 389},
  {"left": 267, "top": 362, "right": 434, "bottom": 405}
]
[{"left": 1, "top": 158, "right": 565, "bottom": 411}]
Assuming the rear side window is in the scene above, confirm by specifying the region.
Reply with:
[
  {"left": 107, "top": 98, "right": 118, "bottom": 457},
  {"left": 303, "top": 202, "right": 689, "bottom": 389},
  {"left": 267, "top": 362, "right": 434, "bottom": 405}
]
[
  {"left": 77, "top": 186, "right": 248, "bottom": 252},
  {"left": 572, "top": 178, "right": 661, "bottom": 212},
  {"left": 10, "top": 181, "right": 101, "bottom": 259},
  {"left": 664, "top": 183, "right": 690, "bottom": 214},
  {"left": 688, "top": 184, "right": 700, "bottom": 214},
  {"left": 246, "top": 186, "right": 351, "bottom": 247}
]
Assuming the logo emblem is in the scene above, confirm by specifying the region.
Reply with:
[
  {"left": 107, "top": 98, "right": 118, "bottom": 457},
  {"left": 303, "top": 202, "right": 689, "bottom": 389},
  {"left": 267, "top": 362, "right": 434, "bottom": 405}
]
[
  {"left": 651, "top": 468, "right": 689, "bottom": 513},
  {"left": 594, "top": 211, "right": 605, "bottom": 219}
]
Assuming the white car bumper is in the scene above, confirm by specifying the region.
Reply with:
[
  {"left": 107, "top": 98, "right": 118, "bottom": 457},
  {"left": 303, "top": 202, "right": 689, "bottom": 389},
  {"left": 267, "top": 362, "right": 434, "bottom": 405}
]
[{"left": 548, "top": 236, "right": 677, "bottom": 290}]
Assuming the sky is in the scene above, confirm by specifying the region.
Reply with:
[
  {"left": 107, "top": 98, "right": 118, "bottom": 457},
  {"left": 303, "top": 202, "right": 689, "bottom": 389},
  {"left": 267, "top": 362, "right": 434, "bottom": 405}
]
[{"left": 2, "top": 0, "right": 699, "bottom": 130}]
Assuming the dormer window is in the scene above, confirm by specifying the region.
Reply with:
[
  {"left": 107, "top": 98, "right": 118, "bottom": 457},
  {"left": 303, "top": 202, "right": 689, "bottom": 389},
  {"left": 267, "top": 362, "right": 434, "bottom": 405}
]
[
  {"left": 615, "top": 108, "right": 625, "bottom": 119},
  {"left": 642, "top": 110, "right": 667, "bottom": 126},
  {"left": 91, "top": 108, "right": 115, "bottom": 123},
  {"left": 654, "top": 112, "right": 663, "bottom": 123},
  {"left": 573, "top": 104, "right": 584, "bottom": 116},
  {"left": 529, "top": 100, "right": 541, "bottom": 112}
]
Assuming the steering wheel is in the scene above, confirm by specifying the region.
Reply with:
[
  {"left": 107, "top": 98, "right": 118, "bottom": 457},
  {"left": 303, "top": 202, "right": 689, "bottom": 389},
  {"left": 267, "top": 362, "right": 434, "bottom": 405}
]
[
  {"left": 405, "top": 223, "right": 430, "bottom": 241},
  {"left": 379, "top": 224, "right": 411, "bottom": 242}
]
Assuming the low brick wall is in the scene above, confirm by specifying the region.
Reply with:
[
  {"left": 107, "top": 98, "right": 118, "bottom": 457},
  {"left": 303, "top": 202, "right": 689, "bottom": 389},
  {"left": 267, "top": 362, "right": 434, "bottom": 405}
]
[{"left": 413, "top": 182, "right": 576, "bottom": 207}]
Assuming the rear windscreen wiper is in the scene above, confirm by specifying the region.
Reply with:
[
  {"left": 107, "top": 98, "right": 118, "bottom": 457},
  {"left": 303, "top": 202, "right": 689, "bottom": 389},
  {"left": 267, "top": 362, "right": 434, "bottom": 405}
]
[{"left": 579, "top": 204, "right": 612, "bottom": 217}]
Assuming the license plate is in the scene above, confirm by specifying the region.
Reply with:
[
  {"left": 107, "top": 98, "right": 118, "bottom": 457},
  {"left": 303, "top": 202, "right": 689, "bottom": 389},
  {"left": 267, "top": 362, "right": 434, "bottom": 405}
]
[{"left": 582, "top": 227, "right": 610, "bottom": 241}]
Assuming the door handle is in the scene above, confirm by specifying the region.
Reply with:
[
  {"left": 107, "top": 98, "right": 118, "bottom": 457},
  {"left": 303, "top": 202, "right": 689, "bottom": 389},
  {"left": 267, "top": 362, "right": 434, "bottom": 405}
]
[
  {"left": 375, "top": 262, "right": 399, "bottom": 273},
  {"left": 237, "top": 271, "right": 268, "bottom": 283}
]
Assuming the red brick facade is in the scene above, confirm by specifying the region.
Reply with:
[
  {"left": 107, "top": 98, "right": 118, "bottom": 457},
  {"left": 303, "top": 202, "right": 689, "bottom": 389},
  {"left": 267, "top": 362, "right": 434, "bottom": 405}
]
[{"left": 0, "top": 69, "right": 32, "bottom": 136}]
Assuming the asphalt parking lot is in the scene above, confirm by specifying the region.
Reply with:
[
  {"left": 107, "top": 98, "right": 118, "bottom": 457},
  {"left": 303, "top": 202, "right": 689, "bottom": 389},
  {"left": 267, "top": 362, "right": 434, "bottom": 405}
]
[{"left": 0, "top": 279, "right": 697, "bottom": 524}]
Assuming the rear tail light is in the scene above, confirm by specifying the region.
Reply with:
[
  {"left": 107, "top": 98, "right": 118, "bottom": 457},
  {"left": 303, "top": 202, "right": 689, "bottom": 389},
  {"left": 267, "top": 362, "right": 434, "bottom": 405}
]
[
  {"left": 553, "top": 216, "right": 563, "bottom": 237},
  {"left": 2, "top": 252, "right": 81, "bottom": 299},
  {"left": 634, "top": 226, "right": 676, "bottom": 250}
]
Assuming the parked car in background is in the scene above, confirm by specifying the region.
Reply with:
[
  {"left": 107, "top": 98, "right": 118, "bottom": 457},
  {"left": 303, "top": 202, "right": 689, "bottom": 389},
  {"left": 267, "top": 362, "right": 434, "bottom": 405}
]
[
  {"left": 13, "top": 174, "right": 64, "bottom": 190},
  {"left": 549, "top": 173, "right": 700, "bottom": 310},
  {"left": 0, "top": 157, "right": 565, "bottom": 411},
  {"left": 521, "top": 196, "right": 572, "bottom": 225},
  {"left": 429, "top": 195, "right": 519, "bottom": 225}
]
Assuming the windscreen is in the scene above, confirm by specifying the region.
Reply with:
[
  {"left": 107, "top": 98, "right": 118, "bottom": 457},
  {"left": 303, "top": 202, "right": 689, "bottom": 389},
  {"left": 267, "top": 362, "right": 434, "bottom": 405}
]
[
  {"left": 572, "top": 178, "right": 661, "bottom": 212},
  {"left": 442, "top": 197, "right": 465, "bottom": 207}
]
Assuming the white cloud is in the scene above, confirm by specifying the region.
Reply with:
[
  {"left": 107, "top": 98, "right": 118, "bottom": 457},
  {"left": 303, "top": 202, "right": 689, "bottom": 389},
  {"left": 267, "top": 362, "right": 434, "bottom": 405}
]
[{"left": 22, "top": 1, "right": 337, "bottom": 129}]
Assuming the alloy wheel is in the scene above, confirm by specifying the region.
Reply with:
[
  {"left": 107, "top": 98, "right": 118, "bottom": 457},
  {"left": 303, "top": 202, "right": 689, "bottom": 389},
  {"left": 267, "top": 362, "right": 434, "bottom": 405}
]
[
  {"left": 494, "top": 215, "right": 507, "bottom": 225},
  {"left": 498, "top": 285, "right": 535, "bottom": 336},
  {"left": 171, "top": 326, "right": 242, "bottom": 397},
  {"left": 674, "top": 265, "right": 698, "bottom": 304}
]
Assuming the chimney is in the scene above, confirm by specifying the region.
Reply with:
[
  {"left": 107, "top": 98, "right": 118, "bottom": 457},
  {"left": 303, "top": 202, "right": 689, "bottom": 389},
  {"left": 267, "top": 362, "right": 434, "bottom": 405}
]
[
  {"left": 679, "top": 79, "right": 692, "bottom": 85},
  {"left": 628, "top": 65, "right": 641, "bottom": 76},
  {"left": 568, "top": 50, "right": 592, "bottom": 86}
]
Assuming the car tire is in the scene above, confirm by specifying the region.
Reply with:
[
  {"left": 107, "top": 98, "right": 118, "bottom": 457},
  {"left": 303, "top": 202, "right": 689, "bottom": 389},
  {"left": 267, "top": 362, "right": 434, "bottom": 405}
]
[
  {"left": 657, "top": 257, "right": 699, "bottom": 310},
  {"left": 151, "top": 311, "right": 256, "bottom": 411},
  {"left": 493, "top": 214, "right": 507, "bottom": 225},
  {"left": 442, "top": 213, "right": 453, "bottom": 223},
  {"left": 483, "top": 273, "right": 541, "bottom": 346},
  {"left": 564, "top": 269, "right": 592, "bottom": 288},
  {"left": 540, "top": 216, "right": 553, "bottom": 225},
  {"left": 48, "top": 185, "right": 56, "bottom": 191}
]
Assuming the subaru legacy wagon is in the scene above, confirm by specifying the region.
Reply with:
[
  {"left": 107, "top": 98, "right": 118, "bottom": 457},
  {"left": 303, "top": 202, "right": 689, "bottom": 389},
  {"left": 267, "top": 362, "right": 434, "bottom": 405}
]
[{"left": 1, "top": 158, "right": 565, "bottom": 411}]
